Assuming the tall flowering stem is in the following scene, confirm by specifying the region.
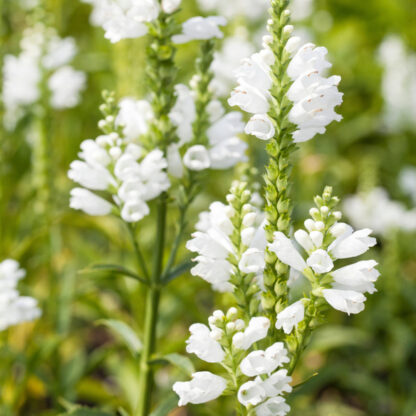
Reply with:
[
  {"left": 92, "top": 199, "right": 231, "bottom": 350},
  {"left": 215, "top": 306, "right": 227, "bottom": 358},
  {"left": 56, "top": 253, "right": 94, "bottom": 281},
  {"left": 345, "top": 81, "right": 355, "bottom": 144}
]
[
  {"left": 262, "top": 1, "right": 296, "bottom": 318},
  {"left": 136, "top": 9, "right": 179, "bottom": 416}
]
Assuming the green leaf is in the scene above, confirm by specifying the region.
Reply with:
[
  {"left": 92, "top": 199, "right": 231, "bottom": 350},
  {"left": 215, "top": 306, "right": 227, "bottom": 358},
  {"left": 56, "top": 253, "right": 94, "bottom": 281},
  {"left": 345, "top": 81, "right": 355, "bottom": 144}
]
[
  {"left": 163, "top": 260, "right": 193, "bottom": 284},
  {"left": 149, "top": 392, "right": 178, "bottom": 416},
  {"left": 117, "top": 408, "right": 130, "bottom": 416},
  {"left": 310, "top": 325, "right": 371, "bottom": 351},
  {"left": 79, "top": 264, "right": 148, "bottom": 285},
  {"left": 151, "top": 353, "right": 195, "bottom": 376},
  {"left": 96, "top": 319, "right": 142, "bottom": 356}
]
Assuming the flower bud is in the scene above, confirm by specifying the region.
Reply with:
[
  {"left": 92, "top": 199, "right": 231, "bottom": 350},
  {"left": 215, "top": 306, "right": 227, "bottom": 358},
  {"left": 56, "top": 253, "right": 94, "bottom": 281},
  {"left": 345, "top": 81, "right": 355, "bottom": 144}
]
[
  {"left": 320, "top": 206, "right": 329, "bottom": 216},
  {"left": 309, "top": 207, "right": 319, "bottom": 218},
  {"left": 243, "top": 212, "right": 256, "bottom": 227},
  {"left": 315, "top": 221, "right": 325, "bottom": 231},
  {"left": 333, "top": 211, "right": 342, "bottom": 220},
  {"left": 210, "top": 327, "right": 223, "bottom": 341},
  {"left": 226, "top": 322, "right": 236, "bottom": 332},
  {"left": 283, "top": 25, "right": 294, "bottom": 35},
  {"left": 226, "top": 307, "right": 238, "bottom": 320},
  {"left": 235, "top": 319, "right": 245, "bottom": 331},
  {"left": 212, "top": 310, "right": 224, "bottom": 320},
  {"left": 304, "top": 219, "right": 315, "bottom": 232}
]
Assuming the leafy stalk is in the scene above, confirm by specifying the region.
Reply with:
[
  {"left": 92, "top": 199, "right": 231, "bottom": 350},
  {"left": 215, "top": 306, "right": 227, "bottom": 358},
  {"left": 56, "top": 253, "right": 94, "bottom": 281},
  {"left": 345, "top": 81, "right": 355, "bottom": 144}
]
[{"left": 262, "top": 0, "right": 297, "bottom": 320}]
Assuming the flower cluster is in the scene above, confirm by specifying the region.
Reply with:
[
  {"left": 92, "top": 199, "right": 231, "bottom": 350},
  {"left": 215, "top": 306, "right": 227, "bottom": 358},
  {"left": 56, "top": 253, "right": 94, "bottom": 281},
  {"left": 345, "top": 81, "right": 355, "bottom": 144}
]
[
  {"left": 187, "top": 182, "right": 264, "bottom": 293},
  {"left": 169, "top": 84, "right": 247, "bottom": 173},
  {"left": 344, "top": 187, "right": 416, "bottom": 236},
  {"left": 69, "top": 94, "right": 169, "bottom": 222},
  {"left": 0, "top": 260, "right": 41, "bottom": 331},
  {"left": 173, "top": 16, "right": 227, "bottom": 44},
  {"left": 270, "top": 188, "right": 379, "bottom": 318},
  {"left": 228, "top": 33, "right": 343, "bottom": 143},
  {"left": 81, "top": 0, "right": 181, "bottom": 43},
  {"left": 173, "top": 308, "right": 292, "bottom": 415},
  {"left": 2, "top": 24, "right": 86, "bottom": 128}
]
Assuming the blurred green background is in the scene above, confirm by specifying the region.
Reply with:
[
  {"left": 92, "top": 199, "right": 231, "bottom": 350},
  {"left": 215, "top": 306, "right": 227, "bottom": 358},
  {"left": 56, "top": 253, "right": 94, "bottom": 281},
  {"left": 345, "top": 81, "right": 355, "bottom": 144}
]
[{"left": 1, "top": 0, "right": 416, "bottom": 415}]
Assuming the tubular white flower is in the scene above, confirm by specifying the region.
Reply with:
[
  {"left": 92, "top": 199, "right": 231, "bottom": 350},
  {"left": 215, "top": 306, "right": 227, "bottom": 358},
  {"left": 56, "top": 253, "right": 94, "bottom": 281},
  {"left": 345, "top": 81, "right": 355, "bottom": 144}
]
[
  {"left": 0, "top": 260, "right": 41, "bottom": 331},
  {"left": 240, "top": 342, "right": 289, "bottom": 377},
  {"left": 161, "top": 0, "right": 181, "bottom": 13},
  {"left": 255, "top": 396, "right": 291, "bottom": 416},
  {"left": 173, "top": 16, "right": 227, "bottom": 44},
  {"left": 331, "top": 260, "right": 379, "bottom": 294},
  {"left": 262, "top": 369, "right": 292, "bottom": 397},
  {"left": 116, "top": 98, "right": 153, "bottom": 142},
  {"left": 294, "top": 229, "right": 314, "bottom": 252},
  {"left": 173, "top": 372, "right": 227, "bottom": 406},
  {"left": 268, "top": 232, "right": 307, "bottom": 272},
  {"left": 183, "top": 145, "right": 211, "bottom": 171},
  {"left": 245, "top": 114, "right": 275, "bottom": 140},
  {"left": 239, "top": 248, "right": 266, "bottom": 274},
  {"left": 322, "top": 289, "right": 366, "bottom": 315},
  {"left": 120, "top": 199, "right": 150, "bottom": 223},
  {"left": 306, "top": 249, "right": 334, "bottom": 274},
  {"left": 228, "top": 80, "right": 270, "bottom": 114},
  {"left": 70, "top": 188, "right": 113, "bottom": 216},
  {"left": 238, "top": 379, "right": 266, "bottom": 407},
  {"left": 186, "top": 323, "right": 225, "bottom": 363},
  {"left": 232, "top": 316, "right": 270, "bottom": 350},
  {"left": 329, "top": 228, "right": 377, "bottom": 259},
  {"left": 275, "top": 300, "right": 305, "bottom": 334}
]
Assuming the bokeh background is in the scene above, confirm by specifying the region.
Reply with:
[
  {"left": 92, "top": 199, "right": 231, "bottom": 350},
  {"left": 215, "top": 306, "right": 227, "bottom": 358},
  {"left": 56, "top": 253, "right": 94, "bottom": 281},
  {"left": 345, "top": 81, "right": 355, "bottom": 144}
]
[{"left": 1, "top": 0, "right": 416, "bottom": 415}]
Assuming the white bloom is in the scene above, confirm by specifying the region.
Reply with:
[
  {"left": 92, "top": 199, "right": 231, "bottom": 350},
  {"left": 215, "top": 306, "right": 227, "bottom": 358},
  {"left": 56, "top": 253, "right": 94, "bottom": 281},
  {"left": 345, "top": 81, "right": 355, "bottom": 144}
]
[
  {"left": 275, "top": 301, "right": 305, "bottom": 334},
  {"left": 255, "top": 396, "right": 291, "bottom": 416},
  {"left": 239, "top": 248, "right": 265, "bottom": 274},
  {"left": 167, "top": 144, "right": 183, "bottom": 178},
  {"left": 238, "top": 379, "right": 266, "bottom": 407},
  {"left": 262, "top": 369, "right": 292, "bottom": 396},
  {"left": 183, "top": 145, "right": 211, "bottom": 171},
  {"left": 0, "top": 260, "right": 41, "bottom": 331},
  {"left": 48, "top": 66, "right": 86, "bottom": 109},
  {"left": 331, "top": 260, "right": 379, "bottom": 294},
  {"left": 43, "top": 36, "right": 77, "bottom": 70},
  {"left": 173, "top": 16, "right": 227, "bottom": 44},
  {"left": 322, "top": 289, "right": 366, "bottom": 315},
  {"left": 196, "top": 0, "right": 268, "bottom": 21},
  {"left": 228, "top": 80, "right": 270, "bottom": 114},
  {"left": 329, "top": 228, "right": 377, "bottom": 259},
  {"left": 116, "top": 98, "right": 153, "bottom": 141},
  {"left": 70, "top": 188, "right": 113, "bottom": 216},
  {"left": 306, "top": 249, "right": 334, "bottom": 274},
  {"left": 286, "top": 42, "right": 343, "bottom": 142},
  {"left": 173, "top": 372, "right": 227, "bottom": 406},
  {"left": 240, "top": 342, "right": 289, "bottom": 377},
  {"left": 233, "top": 317, "right": 270, "bottom": 350},
  {"left": 186, "top": 323, "right": 225, "bottom": 363},
  {"left": 68, "top": 161, "right": 115, "bottom": 191},
  {"left": 120, "top": 199, "right": 150, "bottom": 223},
  {"left": 294, "top": 229, "right": 314, "bottom": 252},
  {"left": 101, "top": 0, "right": 159, "bottom": 43},
  {"left": 245, "top": 114, "right": 275, "bottom": 140},
  {"left": 268, "top": 232, "right": 307, "bottom": 272},
  {"left": 161, "top": 0, "right": 181, "bottom": 13}
]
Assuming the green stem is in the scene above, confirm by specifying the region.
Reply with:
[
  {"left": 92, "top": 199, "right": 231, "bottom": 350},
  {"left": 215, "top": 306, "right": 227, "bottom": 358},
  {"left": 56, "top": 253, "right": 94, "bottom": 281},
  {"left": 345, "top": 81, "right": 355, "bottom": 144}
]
[
  {"left": 135, "top": 195, "right": 167, "bottom": 416},
  {"left": 127, "top": 223, "right": 150, "bottom": 281}
]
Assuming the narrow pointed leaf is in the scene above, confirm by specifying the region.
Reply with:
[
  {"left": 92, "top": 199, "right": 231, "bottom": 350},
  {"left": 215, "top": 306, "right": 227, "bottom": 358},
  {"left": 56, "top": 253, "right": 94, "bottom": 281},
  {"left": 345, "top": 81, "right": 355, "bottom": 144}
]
[
  {"left": 163, "top": 260, "right": 193, "bottom": 284},
  {"left": 79, "top": 264, "right": 148, "bottom": 285},
  {"left": 149, "top": 392, "right": 178, "bottom": 416},
  {"left": 151, "top": 353, "right": 195, "bottom": 376},
  {"left": 96, "top": 319, "right": 142, "bottom": 356}
]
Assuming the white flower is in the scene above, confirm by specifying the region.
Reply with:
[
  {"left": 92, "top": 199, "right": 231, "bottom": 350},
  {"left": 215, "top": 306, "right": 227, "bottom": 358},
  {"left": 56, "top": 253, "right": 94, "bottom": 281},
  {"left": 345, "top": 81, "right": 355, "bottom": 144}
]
[
  {"left": 173, "top": 16, "right": 227, "bottom": 44},
  {"left": 48, "top": 66, "right": 86, "bottom": 109},
  {"left": 329, "top": 228, "right": 377, "bottom": 259},
  {"left": 116, "top": 98, "right": 153, "bottom": 141},
  {"left": 331, "top": 260, "right": 379, "bottom": 294},
  {"left": 322, "top": 289, "right": 366, "bottom": 315},
  {"left": 262, "top": 369, "right": 292, "bottom": 396},
  {"left": 167, "top": 144, "right": 183, "bottom": 178},
  {"left": 255, "top": 396, "right": 291, "bottom": 416},
  {"left": 70, "top": 188, "right": 113, "bottom": 216},
  {"left": 173, "top": 372, "right": 227, "bottom": 406},
  {"left": 286, "top": 42, "right": 343, "bottom": 142},
  {"left": 228, "top": 80, "right": 270, "bottom": 114},
  {"left": 0, "top": 260, "right": 41, "bottom": 331},
  {"left": 239, "top": 248, "right": 265, "bottom": 274},
  {"left": 183, "top": 145, "right": 211, "bottom": 171},
  {"left": 275, "top": 301, "right": 305, "bottom": 334},
  {"left": 306, "top": 249, "right": 334, "bottom": 274},
  {"left": 101, "top": 0, "right": 159, "bottom": 43},
  {"left": 196, "top": 0, "right": 268, "bottom": 21},
  {"left": 68, "top": 161, "right": 114, "bottom": 191},
  {"left": 42, "top": 36, "right": 77, "bottom": 70},
  {"left": 186, "top": 323, "right": 225, "bottom": 363},
  {"left": 245, "top": 114, "right": 275, "bottom": 140},
  {"left": 233, "top": 317, "right": 270, "bottom": 350},
  {"left": 268, "top": 232, "right": 307, "bottom": 272},
  {"left": 240, "top": 342, "right": 289, "bottom": 377},
  {"left": 120, "top": 199, "right": 150, "bottom": 223},
  {"left": 238, "top": 379, "right": 266, "bottom": 407},
  {"left": 161, "top": 0, "right": 181, "bottom": 13}
]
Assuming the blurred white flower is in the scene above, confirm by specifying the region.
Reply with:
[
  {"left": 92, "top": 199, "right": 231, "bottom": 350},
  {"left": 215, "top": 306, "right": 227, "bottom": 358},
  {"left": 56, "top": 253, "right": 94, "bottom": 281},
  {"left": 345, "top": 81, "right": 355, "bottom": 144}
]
[
  {"left": 173, "top": 16, "right": 227, "bottom": 44},
  {"left": 0, "top": 260, "right": 41, "bottom": 331},
  {"left": 48, "top": 66, "right": 86, "bottom": 109}
]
